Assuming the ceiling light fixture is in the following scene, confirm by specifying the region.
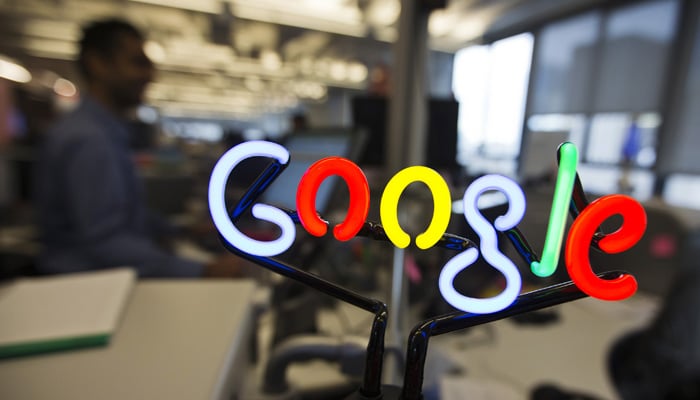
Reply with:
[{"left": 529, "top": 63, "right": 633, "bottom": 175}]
[
  {"left": 0, "top": 57, "right": 32, "bottom": 83},
  {"left": 228, "top": 0, "right": 367, "bottom": 37}
]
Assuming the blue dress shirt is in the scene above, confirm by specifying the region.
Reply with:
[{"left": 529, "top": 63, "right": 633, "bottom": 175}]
[{"left": 35, "top": 97, "right": 203, "bottom": 277}]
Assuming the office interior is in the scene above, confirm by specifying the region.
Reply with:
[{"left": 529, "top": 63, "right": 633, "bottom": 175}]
[{"left": 1, "top": 0, "right": 700, "bottom": 399}]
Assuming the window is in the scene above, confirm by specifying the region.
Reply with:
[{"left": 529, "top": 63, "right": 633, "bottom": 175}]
[
  {"left": 594, "top": 0, "right": 679, "bottom": 112},
  {"left": 452, "top": 33, "right": 533, "bottom": 173},
  {"left": 530, "top": 12, "right": 601, "bottom": 114},
  {"left": 664, "top": 174, "right": 700, "bottom": 209},
  {"left": 662, "top": 3, "right": 700, "bottom": 175},
  {"left": 586, "top": 112, "right": 660, "bottom": 166},
  {"left": 525, "top": 0, "right": 680, "bottom": 198},
  {"left": 660, "top": 2, "right": 700, "bottom": 208}
]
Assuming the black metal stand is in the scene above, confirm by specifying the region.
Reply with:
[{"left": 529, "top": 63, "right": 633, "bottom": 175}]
[
  {"left": 217, "top": 144, "right": 636, "bottom": 400},
  {"left": 399, "top": 271, "right": 624, "bottom": 400}
]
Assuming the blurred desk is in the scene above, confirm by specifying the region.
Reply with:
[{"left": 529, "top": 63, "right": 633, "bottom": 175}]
[
  {"left": 644, "top": 197, "right": 700, "bottom": 231},
  {"left": 0, "top": 279, "right": 257, "bottom": 400},
  {"left": 435, "top": 296, "right": 658, "bottom": 400}
]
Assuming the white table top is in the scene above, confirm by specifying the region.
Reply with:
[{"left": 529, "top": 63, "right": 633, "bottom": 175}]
[
  {"left": 0, "top": 279, "right": 257, "bottom": 400},
  {"left": 434, "top": 295, "right": 659, "bottom": 400}
]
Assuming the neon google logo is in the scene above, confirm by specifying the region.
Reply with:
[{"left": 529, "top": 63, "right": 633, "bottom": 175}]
[{"left": 208, "top": 141, "right": 646, "bottom": 315}]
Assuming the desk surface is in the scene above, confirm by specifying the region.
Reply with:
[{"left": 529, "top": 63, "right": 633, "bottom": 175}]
[
  {"left": 0, "top": 279, "right": 257, "bottom": 400},
  {"left": 434, "top": 296, "right": 658, "bottom": 400}
]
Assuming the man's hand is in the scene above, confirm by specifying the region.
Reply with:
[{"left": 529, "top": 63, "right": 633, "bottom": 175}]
[{"left": 203, "top": 253, "right": 248, "bottom": 278}]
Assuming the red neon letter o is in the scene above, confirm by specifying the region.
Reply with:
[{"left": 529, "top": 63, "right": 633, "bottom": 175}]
[
  {"left": 565, "top": 194, "right": 646, "bottom": 301},
  {"left": 296, "top": 157, "right": 370, "bottom": 241}
]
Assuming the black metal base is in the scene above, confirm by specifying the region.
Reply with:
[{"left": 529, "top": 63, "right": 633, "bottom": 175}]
[{"left": 344, "top": 385, "right": 404, "bottom": 400}]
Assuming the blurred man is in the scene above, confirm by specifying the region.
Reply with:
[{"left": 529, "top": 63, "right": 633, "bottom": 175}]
[{"left": 35, "top": 18, "right": 240, "bottom": 277}]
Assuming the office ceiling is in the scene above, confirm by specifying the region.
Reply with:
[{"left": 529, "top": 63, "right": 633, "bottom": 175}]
[{"left": 0, "top": 0, "right": 602, "bottom": 120}]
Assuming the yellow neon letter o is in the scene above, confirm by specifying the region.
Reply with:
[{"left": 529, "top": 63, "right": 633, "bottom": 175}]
[{"left": 380, "top": 166, "right": 452, "bottom": 249}]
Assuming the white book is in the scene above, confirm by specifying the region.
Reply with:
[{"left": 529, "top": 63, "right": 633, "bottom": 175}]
[{"left": 0, "top": 268, "right": 136, "bottom": 358}]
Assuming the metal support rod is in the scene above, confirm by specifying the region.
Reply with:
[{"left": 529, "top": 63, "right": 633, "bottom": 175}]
[
  {"left": 399, "top": 270, "right": 626, "bottom": 400},
  {"left": 387, "top": 246, "right": 407, "bottom": 384},
  {"left": 222, "top": 238, "right": 388, "bottom": 397},
  {"left": 223, "top": 161, "right": 388, "bottom": 398},
  {"left": 387, "top": 0, "right": 430, "bottom": 171}
]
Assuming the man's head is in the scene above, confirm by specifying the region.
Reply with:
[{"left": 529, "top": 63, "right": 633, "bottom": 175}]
[{"left": 78, "top": 18, "right": 154, "bottom": 111}]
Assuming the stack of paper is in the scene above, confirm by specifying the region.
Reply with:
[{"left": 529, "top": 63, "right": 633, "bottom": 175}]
[{"left": 0, "top": 268, "right": 135, "bottom": 358}]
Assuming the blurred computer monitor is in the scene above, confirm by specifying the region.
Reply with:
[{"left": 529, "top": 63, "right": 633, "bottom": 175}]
[
  {"left": 519, "top": 131, "right": 569, "bottom": 182},
  {"left": 143, "top": 174, "right": 193, "bottom": 216},
  {"left": 351, "top": 96, "right": 458, "bottom": 169},
  {"left": 261, "top": 127, "right": 366, "bottom": 215}
]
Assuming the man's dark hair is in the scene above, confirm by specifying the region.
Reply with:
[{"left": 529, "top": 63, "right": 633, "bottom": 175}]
[{"left": 78, "top": 18, "right": 143, "bottom": 78}]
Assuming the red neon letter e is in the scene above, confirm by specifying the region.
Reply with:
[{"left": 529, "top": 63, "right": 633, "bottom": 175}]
[
  {"left": 565, "top": 194, "right": 646, "bottom": 301},
  {"left": 296, "top": 157, "right": 370, "bottom": 241}
]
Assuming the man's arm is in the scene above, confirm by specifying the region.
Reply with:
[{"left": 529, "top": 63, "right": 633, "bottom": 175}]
[{"left": 63, "top": 133, "right": 203, "bottom": 277}]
